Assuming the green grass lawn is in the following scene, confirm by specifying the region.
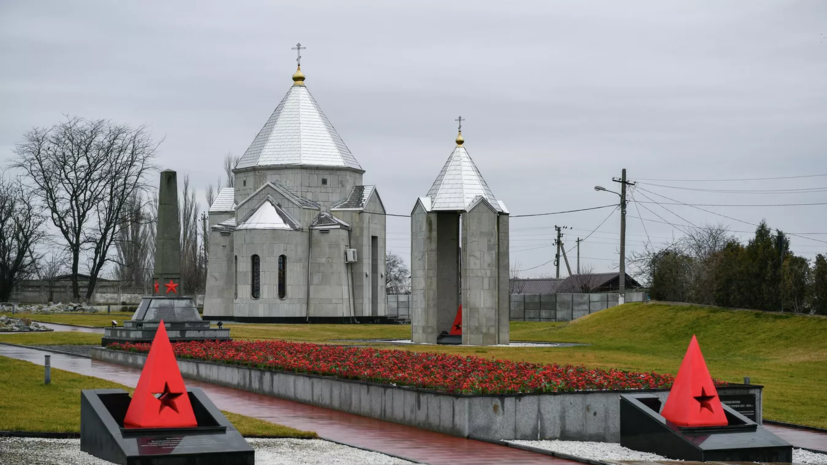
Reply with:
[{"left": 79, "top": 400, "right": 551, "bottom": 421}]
[
  {"left": 0, "top": 355, "right": 316, "bottom": 437},
  {"left": 0, "top": 332, "right": 103, "bottom": 345},
  {"left": 1, "top": 311, "right": 135, "bottom": 327},
  {"left": 5, "top": 302, "right": 825, "bottom": 428}
]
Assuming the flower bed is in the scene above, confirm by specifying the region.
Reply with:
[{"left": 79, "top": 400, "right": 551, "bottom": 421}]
[{"left": 107, "top": 340, "right": 716, "bottom": 395}]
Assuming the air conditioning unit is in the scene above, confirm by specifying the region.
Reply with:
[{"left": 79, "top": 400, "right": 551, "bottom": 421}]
[{"left": 345, "top": 249, "right": 358, "bottom": 263}]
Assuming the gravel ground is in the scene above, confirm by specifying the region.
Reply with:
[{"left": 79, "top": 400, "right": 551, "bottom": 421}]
[
  {"left": 0, "top": 437, "right": 413, "bottom": 465},
  {"left": 508, "top": 439, "right": 827, "bottom": 464},
  {"left": 508, "top": 439, "right": 670, "bottom": 461},
  {"left": 26, "top": 345, "right": 96, "bottom": 357}
]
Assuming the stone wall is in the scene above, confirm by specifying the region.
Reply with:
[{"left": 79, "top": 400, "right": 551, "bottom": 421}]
[
  {"left": 234, "top": 167, "right": 363, "bottom": 209},
  {"left": 93, "top": 348, "right": 762, "bottom": 443}
]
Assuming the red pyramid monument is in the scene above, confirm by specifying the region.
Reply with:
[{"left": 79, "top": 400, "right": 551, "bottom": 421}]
[
  {"left": 449, "top": 305, "right": 462, "bottom": 336},
  {"left": 661, "top": 335, "right": 728, "bottom": 427},
  {"left": 123, "top": 320, "right": 197, "bottom": 428}
]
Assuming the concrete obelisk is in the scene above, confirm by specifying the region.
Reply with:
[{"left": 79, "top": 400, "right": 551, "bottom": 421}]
[
  {"left": 153, "top": 170, "right": 182, "bottom": 296},
  {"left": 101, "top": 170, "right": 231, "bottom": 346}
]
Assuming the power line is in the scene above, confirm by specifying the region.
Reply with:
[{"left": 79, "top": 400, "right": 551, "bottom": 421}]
[
  {"left": 634, "top": 189, "right": 699, "bottom": 229},
  {"left": 636, "top": 187, "right": 827, "bottom": 245},
  {"left": 634, "top": 173, "right": 827, "bottom": 182},
  {"left": 629, "top": 189, "right": 651, "bottom": 245},
  {"left": 510, "top": 204, "right": 618, "bottom": 218},
  {"left": 359, "top": 203, "right": 618, "bottom": 218},
  {"left": 521, "top": 206, "right": 618, "bottom": 272},
  {"left": 635, "top": 183, "right": 827, "bottom": 194},
  {"left": 634, "top": 200, "right": 827, "bottom": 207}
]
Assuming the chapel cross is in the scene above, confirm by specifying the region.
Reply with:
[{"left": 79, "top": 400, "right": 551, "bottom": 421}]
[
  {"left": 292, "top": 43, "right": 306, "bottom": 66},
  {"left": 455, "top": 116, "right": 464, "bottom": 132}
]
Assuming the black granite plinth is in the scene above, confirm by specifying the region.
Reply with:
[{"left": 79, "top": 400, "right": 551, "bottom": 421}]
[
  {"left": 81, "top": 388, "right": 253, "bottom": 465},
  {"left": 437, "top": 331, "right": 462, "bottom": 345},
  {"left": 620, "top": 393, "right": 792, "bottom": 462},
  {"left": 102, "top": 297, "right": 231, "bottom": 346}
]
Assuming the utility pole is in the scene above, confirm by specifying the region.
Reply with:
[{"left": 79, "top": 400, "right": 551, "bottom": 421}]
[
  {"left": 612, "top": 168, "right": 635, "bottom": 303},
  {"left": 554, "top": 226, "right": 568, "bottom": 279},
  {"left": 576, "top": 237, "right": 583, "bottom": 275}
]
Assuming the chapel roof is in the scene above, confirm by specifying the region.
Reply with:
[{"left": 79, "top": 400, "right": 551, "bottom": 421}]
[
  {"left": 331, "top": 185, "right": 375, "bottom": 210},
  {"left": 424, "top": 131, "right": 501, "bottom": 212},
  {"left": 236, "top": 199, "right": 301, "bottom": 231},
  {"left": 235, "top": 66, "right": 362, "bottom": 171},
  {"left": 310, "top": 212, "right": 350, "bottom": 230},
  {"left": 209, "top": 187, "right": 235, "bottom": 213}
]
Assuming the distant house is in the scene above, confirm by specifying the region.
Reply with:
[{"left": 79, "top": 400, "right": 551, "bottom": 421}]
[
  {"left": 510, "top": 278, "right": 564, "bottom": 294},
  {"left": 556, "top": 272, "right": 641, "bottom": 293}
]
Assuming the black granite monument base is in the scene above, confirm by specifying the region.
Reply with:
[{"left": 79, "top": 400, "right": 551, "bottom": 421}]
[
  {"left": 620, "top": 393, "right": 792, "bottom": 462},
  {"left": 436, "top": 331, "right": 462, "bottom": 345},
  {"left": 81, "top": 388, "right": 254, "bottom": 465},
  {"left": 102, "top": 297, "right": 231, "bottom": 346}
]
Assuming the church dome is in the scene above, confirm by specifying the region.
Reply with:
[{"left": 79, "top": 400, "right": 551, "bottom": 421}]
[
  {"left": 235, "top": 67, "right": 362, "bottom": 171},
  {"left": 425, "top": 131, "right": 502, "bottom": 212}
]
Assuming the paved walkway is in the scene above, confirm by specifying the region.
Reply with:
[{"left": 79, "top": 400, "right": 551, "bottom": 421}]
[
  {"left": 765, "top": 424, "right": 827, "bottom": 453},
  {"left": 0, "top": 345, "right": 569, "bottom": 465}
]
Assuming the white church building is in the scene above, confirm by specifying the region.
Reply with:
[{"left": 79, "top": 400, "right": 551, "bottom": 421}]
[{"left": 204, "top": 61, "right": 387, "bottom": 322}]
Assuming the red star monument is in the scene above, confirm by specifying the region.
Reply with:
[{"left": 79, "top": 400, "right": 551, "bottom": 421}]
[
  {"left": 123, "top": 320, "right": 196, "bottom": 428},
  {"left": 661, "top": 335, "right": 728, "bottom": 427},
  {"left": 153, "top": 280, "right": 159, "bottom": 294}
]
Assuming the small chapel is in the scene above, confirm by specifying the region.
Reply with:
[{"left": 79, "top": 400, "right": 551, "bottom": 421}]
[{"left": 204, "top": 50, "right": 387, "bottom": 322}]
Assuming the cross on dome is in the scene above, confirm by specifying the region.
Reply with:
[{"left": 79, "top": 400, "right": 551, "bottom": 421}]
[{"left": 292, "top": 42, "right": 306, "bottom": 66}]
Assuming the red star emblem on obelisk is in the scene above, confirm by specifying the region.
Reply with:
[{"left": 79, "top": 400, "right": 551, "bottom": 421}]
[
  {"left": 165, "top": 279, "right": 178, "bottom": 294},
  {"left": 153, "top": 280, "right": 159, "bottom": 294}
]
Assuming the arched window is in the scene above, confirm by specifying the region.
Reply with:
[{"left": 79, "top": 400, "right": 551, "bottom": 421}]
[
  {"left": 278, "top": 255, "right": 287, "bottom": 299},
  {"left": 251, "top": 255, "right": 260, "bottom": 299},
  {"left": 234, "top": 256, "right": 238, "bottom": 299}
]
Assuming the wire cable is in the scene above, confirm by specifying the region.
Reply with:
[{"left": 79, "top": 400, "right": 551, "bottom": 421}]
[
  {"left": 634, "top": 173, "right": 827, "bottom": 182},
  {"left": 520, "top": 206, "right": 619, "bottom": 272},
  {"left": 629, "top": 189, "right": 652, "bottom": 245},
  {"left": 635, "top": 183, "right": 827, "bottom": 194},
  {"left": 636, "top": 187, "right": 827, "bottom": 245}
]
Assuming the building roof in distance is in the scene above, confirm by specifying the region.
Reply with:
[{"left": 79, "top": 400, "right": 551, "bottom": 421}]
[
  {"left": 510, "top": 278, "right": 565, "bottom": 294},
  {"left": 235, "top": 80, "right": 362, "bottom": 171},
  {"left": 310, "top": 212, "right": 350, "bottom": 230}
]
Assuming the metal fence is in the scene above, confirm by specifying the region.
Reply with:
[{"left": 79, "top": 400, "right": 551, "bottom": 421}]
[
  {"left": 510, "top": 292, "right": 646, "bottom": 322},
  {"left": 387, "top": 291, "right": 645, "bottom": 322},
  {"left": 386, "top": 294, "right": 410, "bottom": 320}
]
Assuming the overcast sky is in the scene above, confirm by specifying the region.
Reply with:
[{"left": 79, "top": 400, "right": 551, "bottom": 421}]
[{"left": 2, "top": 0, "right": 826, "bottom": 278}]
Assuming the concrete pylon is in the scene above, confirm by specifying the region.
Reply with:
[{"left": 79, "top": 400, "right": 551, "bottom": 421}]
[{"left": 152, "top": 170, "right": 182, "bottom": 296}]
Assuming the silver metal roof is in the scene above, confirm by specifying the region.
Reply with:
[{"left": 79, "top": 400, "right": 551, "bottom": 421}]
[
  {"left": 209, "top": 187, "right": 235, "bottom": 213},
  {"left": 331, "top": 185, "right": 375, "bottom": 210},
  {"left": 236, "top": 200, "right": 300, "bottom": 230},
  {"left": 235, "top": 85, "right": 362, "bottom": 171},
  {"left": 310, "top": 212, "right": 350, "bottom": 230},
  {"left": 425, "top": 145, "right": 501, "bottom": 212}
]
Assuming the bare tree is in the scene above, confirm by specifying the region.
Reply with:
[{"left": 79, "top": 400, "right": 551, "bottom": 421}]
[
  {"left": 37, "top": 249, "right": 69, "bottom": 302},
  {"left": 114, "top": 194, "right": 154, "bottom": 289},
  {"left": 180, "top": 176, "right": 204, "bottom": 294},
  {"left": 567, "top": 264, "right": 597, "bottom": 293},
  {"left": 509, "top": 261, "right": 526, "bottom": 294},
  {"left": 385, "top": 252, "right": 411, "bottom": 294},
  {"left": 0, "top": 178, "right": 47, "bottom": 301},
  {"left": 13, "top": 117, "right": 157, "bottom": 301},
  {"left": 223, "top": 153, "right": 239, "bottom": 188}
]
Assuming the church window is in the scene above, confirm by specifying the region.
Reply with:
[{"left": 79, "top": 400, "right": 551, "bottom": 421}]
[
  {"left": 243, "top": 179, "right": 246, "bottom": 187},
  {"left": 278, "top": 255, "right": 287, "bottom": 299},
  {"left": 251, "top": 255, "right": 260, "bottom": 299},
  {"left": 234, "top": 256, "right": 238, "bottom": 299},
  {"left": 322, "top": 178, "right": 328, "bottom": 186}
]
